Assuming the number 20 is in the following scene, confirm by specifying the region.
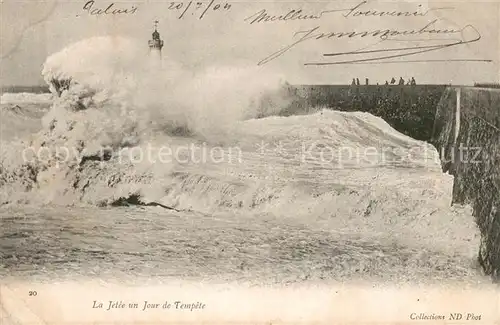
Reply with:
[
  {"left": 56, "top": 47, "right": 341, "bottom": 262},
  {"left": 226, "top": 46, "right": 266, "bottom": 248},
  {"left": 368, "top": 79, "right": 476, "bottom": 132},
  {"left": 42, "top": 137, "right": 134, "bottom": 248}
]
[{"left": 169, "top": 2, "right": 183, "bottom": 9}]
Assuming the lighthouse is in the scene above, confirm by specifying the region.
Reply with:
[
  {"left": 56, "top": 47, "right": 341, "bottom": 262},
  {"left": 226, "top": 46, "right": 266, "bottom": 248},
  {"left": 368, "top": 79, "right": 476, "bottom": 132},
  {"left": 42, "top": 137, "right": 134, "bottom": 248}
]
[{"left": 148, "top": 20, "right": 164, "bottom": 66}]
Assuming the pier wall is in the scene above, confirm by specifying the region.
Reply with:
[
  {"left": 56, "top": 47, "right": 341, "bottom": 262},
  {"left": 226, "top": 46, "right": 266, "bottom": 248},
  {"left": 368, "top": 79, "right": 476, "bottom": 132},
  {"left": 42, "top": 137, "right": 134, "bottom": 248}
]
[
  {"left": 431, "top": 87, "right": 500, "bottom": 279},
  {"left": 287, "top": 84, "right": 500, "bottom": 279},
  {"left": 285, "top": 85, "right": 446, "bottom": 141}
]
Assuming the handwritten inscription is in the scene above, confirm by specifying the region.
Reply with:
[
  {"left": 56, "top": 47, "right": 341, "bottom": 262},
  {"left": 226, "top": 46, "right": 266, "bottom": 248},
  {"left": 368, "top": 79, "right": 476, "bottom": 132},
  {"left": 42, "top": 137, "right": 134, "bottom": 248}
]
[
  {"left": 244, "top": 1, "right": 452, "bottom": 25},
  {"left": 168, "top": 0, "right": 231, "bottom": 19},
  {"left": 248, "top": 1, "right": 487, "bottom": 66},
  {"left": 338, "top": 1, "right": 452, "bottom": 18},
  {"left": 245, "top": 9, "right": 324, "bottom": 24},
  {"left": 82, "top": 1, "right": 138, "bottom": 16},
  {"left": 81, "top": 0, "right": 231, "bottom": 19}
]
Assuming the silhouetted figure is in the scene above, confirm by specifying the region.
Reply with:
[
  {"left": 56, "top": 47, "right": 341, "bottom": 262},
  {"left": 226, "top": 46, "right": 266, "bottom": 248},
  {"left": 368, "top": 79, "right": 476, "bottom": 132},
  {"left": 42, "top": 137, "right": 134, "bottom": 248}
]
[
  {"left": 398, "top": 77, "right": 405, "bottom": 85},
  {"left": 352, "top": 78, "right": 356, "bottom": 86},
  {"left": 356, "top": 78, "right": 360, "bottom": 86},
  {"left": 407, "top": 78, "right": 411, "bottom": 85},
  {"left": 390, "top": 78, "right": 396, "bottom": 84},
  {"left": 385, "top": 81, "right": 389, "bottom": 85},
  {"left": 411, "top": 77, "right": 416, "bottom": 86},
  {"left": 365, "top": 78, "right": 369, "bottom": 85}
]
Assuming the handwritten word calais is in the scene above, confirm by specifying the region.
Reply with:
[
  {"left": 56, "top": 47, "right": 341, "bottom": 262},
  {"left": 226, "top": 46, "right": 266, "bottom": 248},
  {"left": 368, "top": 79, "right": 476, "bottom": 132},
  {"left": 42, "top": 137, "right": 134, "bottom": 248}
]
[{"left": 82, "top": 1, "right": 139, "bottom": 16}]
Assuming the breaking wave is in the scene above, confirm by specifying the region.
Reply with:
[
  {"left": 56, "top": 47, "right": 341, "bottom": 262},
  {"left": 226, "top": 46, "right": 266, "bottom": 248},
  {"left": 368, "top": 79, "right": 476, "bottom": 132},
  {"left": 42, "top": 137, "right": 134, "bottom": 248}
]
[
  {"left": 40, "top": 36, "right": 291, "bottom": 144},
  {"left": 0, "top": 35, "right": 468, "bottom": 247}
]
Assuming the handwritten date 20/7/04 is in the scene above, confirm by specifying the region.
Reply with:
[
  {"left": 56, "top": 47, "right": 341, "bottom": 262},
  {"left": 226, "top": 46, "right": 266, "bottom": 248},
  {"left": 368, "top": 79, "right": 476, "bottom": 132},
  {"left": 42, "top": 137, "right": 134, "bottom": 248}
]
[{"left": 168, "top": 0, "right": 231, "bottom": 19}]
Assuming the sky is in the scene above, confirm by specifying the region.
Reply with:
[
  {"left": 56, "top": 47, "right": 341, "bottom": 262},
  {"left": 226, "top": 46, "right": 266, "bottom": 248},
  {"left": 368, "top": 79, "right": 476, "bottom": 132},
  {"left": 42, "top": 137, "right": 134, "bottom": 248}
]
[{"left": 1, "top": 0, "right": 499, "bottom": 86}]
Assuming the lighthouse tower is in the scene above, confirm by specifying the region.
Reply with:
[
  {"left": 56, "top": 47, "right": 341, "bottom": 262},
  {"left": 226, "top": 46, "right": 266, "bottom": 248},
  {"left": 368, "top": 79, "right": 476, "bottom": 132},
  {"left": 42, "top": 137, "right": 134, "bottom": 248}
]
[{"left": 148, "top": 20, "right": 164, "bottom": 66}]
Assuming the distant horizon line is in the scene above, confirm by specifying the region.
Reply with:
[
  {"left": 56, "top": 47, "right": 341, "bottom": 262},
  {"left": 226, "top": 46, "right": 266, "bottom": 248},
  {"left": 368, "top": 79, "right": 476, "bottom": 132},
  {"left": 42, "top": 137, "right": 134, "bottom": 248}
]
[
  {"left": 2, "top": 82, "right": 489, "bottom": 90},
  {"left": 4, "top": 81, "right": 500, "bottom": 94}
]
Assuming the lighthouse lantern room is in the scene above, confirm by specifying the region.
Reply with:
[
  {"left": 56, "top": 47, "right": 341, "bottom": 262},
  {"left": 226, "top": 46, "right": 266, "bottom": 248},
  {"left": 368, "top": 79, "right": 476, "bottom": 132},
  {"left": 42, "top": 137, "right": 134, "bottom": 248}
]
[{"left": 148, "top": 20, "right": 164, "bottom": 63}]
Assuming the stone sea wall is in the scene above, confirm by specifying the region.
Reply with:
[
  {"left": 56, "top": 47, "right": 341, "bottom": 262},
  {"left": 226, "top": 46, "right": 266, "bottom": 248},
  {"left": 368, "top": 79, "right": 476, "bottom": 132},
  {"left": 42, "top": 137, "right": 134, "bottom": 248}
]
[
  {"left": 285, "top": 85, "right": 446, "bottom": 141},
  {"left": 431, "top": 87, "right": 500, "bottom": 279}
]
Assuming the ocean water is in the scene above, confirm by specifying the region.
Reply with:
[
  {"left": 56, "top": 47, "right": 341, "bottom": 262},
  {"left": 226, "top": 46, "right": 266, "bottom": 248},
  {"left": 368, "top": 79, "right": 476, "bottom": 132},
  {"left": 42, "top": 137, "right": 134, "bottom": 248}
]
[{"left": 0, "top": 36, "right": 487, "bottom": 285}]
